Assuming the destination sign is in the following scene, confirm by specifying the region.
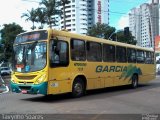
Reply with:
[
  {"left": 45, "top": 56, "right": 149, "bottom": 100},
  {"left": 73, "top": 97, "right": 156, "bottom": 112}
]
[{"left": 14, "top": 30, "right": 48, "bottom": 44}]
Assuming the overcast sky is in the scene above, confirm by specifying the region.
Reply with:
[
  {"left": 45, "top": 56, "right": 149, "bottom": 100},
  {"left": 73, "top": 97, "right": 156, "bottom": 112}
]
[
  {"left": 0, "top": 0, "right": 151, "bottom": 31},
  {"left": 0, "top": 0, "right": 39, "bottom": 31}
]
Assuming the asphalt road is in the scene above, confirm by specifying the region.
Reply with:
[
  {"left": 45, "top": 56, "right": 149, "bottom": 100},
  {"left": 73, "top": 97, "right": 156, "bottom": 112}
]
[{"left": 0, "top": 76, "right": 160, "bottom": 119}]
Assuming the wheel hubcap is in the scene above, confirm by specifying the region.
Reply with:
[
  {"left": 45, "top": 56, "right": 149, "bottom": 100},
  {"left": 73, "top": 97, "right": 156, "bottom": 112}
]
[
  {"left": 133, "top": 76, "right": 137, "bottom": 87},
  {"left": 133, "top": 80, "right": 137, "bottom": 87},
  {"left": 74, "top": 83, "right": 82, "bottom": 94}
]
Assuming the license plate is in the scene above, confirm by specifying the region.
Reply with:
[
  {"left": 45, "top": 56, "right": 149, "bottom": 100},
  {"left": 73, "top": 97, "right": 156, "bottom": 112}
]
[{"left": 21, "top": 90, "right": 27, "bottom": 94}]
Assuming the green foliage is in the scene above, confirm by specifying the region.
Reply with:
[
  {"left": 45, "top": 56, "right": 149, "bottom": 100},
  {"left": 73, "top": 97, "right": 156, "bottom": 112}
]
[
  {"left": 0, "top": 23, "right": 24, "bottom": 61},
  {"left": 116, "top": 30, "right": 137, "bottom": 45},
  {"left": 39, "top": 0, "right": 61, "bottom": 28},
  {"left": 36, "top": 7, "right": 46, "bottom": 29},
  {"left": 21, "top": 0, "right": 61, "bottom": 29},
  {"left": 87, "top": 23, "right": 137, "bottom": 45},
  {"left": 21, "top": 8, "right": 37, "bottom": 30},
  {"left": 87, "top": 23, "right": 116, "bottom": 40}
]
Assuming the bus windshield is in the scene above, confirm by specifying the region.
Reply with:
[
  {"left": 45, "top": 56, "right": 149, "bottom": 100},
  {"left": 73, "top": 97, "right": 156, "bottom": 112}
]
[{"left": 13, "top": 41, "right": 47, "bottom": 73}]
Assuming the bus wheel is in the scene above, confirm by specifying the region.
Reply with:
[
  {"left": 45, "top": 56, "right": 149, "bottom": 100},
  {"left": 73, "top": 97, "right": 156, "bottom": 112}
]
[
  {"left": 131, "top": 74, "right": 138, "bottom": 88},
  {"left": 72, "top": 78, "right": 85, "bottom": 98}
]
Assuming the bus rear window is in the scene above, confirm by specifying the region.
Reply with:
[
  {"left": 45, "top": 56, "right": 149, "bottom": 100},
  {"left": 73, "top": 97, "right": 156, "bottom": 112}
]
[{"left": 137, "top": 50, "right": 145, "bottom": 63}]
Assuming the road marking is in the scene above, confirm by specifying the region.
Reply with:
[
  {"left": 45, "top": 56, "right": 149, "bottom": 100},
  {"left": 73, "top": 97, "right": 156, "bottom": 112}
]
[{"left": 0, "top": 85, "right": 9, "bottom": 95}]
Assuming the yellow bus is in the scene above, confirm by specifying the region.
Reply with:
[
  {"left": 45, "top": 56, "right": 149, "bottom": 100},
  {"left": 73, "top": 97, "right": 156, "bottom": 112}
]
[{"left": 10, "top": 29, "right": 156, "bottom": 97}]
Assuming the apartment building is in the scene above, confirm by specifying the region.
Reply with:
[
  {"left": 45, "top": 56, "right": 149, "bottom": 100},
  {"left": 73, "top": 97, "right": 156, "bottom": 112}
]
[
  {"left": 54, "top": 0, "right": 109, "bottom": 35},
  {"left": 129, "top": 0, "right": 159, "bottom": 48}
]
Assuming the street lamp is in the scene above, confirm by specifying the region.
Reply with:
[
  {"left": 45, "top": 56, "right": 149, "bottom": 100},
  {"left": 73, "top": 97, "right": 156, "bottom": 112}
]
[{"left": 108, "top": 31, "right": 117, "bottom": 41}]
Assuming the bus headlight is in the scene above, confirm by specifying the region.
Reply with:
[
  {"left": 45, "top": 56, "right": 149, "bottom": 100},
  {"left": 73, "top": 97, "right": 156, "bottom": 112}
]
[
  {"left": 11, "top": 79, "right": 15, "bottom": 83},
  {"left": 11, "top": 79, "right": 17, "bottom": 83},
  {"left": 36, "top": 74, "right": 46, "bottom": 84}
]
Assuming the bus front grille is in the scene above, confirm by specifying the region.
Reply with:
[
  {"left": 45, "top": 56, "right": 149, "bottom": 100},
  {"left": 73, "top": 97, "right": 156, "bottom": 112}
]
[
  {"left": 19, "top": 86, "right": 31, "bottom": 90},
  {"left": 15, "top": 75, "right": 37, "bottom": 80},
  {"left": 18, "top": 82, "right": 34, "bottom": 84}
]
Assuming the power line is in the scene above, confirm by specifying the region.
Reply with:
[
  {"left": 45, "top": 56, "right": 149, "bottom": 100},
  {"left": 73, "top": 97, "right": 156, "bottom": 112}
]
[
  {"left": 110, "top": 0, "right": 149, "bottom": 4},
  {"left": 21, "top": 0, "right": 159, "bottom": 20},
  {"left": 21, "top": 0, "right": 39, "bottom": 3},
  {"left": 73, "top": 7, "right": 159, "bottom": 20}
]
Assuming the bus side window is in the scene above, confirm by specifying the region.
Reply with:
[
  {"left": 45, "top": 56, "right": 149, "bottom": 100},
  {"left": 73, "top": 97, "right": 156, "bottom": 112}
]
[
  {"left": 145, "top": 51, "right": 152, "bottom": 64},
  {"left": 151, "top": 52, "right": 154, "bottom": 64},
  {"left": 103, "top": 44, "right": 115, "bottom": 62},
  {"left": 127, "top": 48, "right": 136, "bottom": 63},
  {"left": 87, "top": 41, "right": 102, "bottom": 62},
  {"left": 137, "top": 50, "right": 145, "bottom": 63},
  {"left": 116, "top": 46, "right": 127, "bottom": 62},
  {"left": 50, "top": 39, "right": 69, "bottom": 67},
  {"left": 71, "top": 39, "right": 86, "bottom": 61}
]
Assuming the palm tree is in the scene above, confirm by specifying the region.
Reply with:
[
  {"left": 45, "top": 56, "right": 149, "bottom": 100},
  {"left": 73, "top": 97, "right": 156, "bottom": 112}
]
[
  {"left": 36, "top": 8, "right": 46, "bottom": 29},
  {"left": 39, "top": 0, "right": 61, "bottom": 28},
  {"left": 61, "top": 0, "right": 70, "bottom": 29},
  {"left": 21, "top": 8, "right": 37, "bottom": 30}
]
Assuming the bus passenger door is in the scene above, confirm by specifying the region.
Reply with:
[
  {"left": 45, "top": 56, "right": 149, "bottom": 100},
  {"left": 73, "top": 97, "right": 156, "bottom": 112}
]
[{"left": 48, "top": 37, "right": 71, "bottom": 95}]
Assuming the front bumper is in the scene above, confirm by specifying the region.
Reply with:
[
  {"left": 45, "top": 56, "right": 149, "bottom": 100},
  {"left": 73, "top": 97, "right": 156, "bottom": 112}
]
[{"left": 10, "top": 81, "right": 48, "bottom": 95}]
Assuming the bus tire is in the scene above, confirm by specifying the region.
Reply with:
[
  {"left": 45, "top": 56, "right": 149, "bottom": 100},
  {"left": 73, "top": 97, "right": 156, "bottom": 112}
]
[
  {"left": 131, "top": 74, "right": 138, "bottom": 88},
  {"left": 72, "top": 78, "right": 85, "bottom": 98}
]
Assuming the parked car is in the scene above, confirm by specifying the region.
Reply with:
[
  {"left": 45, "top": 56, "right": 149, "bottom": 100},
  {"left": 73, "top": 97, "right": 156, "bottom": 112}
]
[{"left": 0, "top": 67, "right": 11, "bottom": 75}]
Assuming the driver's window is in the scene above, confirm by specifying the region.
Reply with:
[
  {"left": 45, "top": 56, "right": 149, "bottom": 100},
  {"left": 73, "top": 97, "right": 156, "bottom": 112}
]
[{"left": 50, "top": 39, "right": 69, "bottom": 67}]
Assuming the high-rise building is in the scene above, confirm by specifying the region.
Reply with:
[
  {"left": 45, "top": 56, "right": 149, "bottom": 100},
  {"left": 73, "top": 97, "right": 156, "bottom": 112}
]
[
  {"left": 53, "top": 0, "right": 109, "bottom": 35},
  {"left": 129, "top": 0, "right": 159, "bottom": 48}
]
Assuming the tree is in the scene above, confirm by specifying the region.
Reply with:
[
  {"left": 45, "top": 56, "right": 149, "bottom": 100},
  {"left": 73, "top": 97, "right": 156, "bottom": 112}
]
[
  {"left": 39, "top": 0, "right": 61, "bottom": 28},
  {"left": 21, "top": 8, "right": 37, "bottom": 30},
  {"left": 87, "top": 23, "right": 136, "bottom": 45},
  {"left": 87, "top": 23, "right": 116, "bottom": 40},
  {"left": 61, "top": 0, "right": 70, "bottom": 29},
  {"left": 0, "top": 23, "right": 24, "bottom": 61},
  {"left": 116, "top": 30, "right": 137, "bottom": 45},
  {"left": 36, "top": 8, "right": 46, "bottom": 29}
]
